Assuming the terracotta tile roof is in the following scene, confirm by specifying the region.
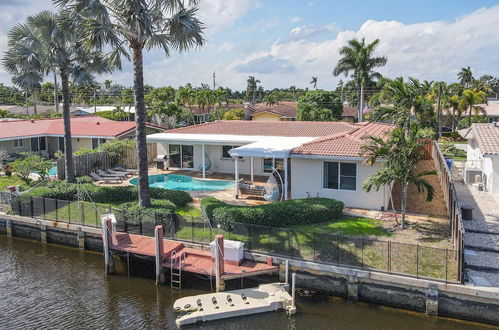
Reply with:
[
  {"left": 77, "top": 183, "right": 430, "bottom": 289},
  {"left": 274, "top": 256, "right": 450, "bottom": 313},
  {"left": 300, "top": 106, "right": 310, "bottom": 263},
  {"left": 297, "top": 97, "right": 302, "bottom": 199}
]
[
  {"left": 466, "top": 123, "right": 499, "bottom": 156},
  {"left": 342, "top": 105, "right": 357, "bottom": 117},
  {"left": 291, "top": 122, "right": 395, "bottom": 157},
  {"left": 247, "top": 101, "right": 297, "bottom": 118},
  {"left": 0, "top": 116, "right": 163, "bottom": 140},
  {"left": 165, "top": 120, "right": 356, "bottom": 137}
]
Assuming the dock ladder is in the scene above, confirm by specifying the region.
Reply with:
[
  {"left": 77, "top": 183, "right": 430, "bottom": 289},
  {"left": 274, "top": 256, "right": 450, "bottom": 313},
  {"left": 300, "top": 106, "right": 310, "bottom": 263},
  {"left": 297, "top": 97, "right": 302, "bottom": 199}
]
[{"left": 170, "top": 250, "right": 185, "bottom": 290}]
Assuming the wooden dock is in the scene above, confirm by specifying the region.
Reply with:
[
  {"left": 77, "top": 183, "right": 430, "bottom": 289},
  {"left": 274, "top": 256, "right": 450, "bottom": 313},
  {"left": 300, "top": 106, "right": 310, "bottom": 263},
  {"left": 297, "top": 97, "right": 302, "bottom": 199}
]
[{"left": 103, "top": 224, "right": 278, "bottom": 285}]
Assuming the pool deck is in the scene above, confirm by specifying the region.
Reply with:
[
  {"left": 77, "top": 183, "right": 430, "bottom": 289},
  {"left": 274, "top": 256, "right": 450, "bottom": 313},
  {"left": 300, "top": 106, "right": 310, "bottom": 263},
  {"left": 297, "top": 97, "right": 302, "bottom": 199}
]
[{"left": 98, "top": 167, "right": 270, "bottom": 206}]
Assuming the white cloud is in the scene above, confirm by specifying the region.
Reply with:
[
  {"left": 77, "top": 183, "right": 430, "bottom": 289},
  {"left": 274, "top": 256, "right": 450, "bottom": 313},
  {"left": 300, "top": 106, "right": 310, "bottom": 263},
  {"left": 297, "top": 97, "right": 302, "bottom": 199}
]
[
  {"left": 227, "top": 5, "right": 499, "bottom": 89},
  {"left": 291, "top": 16, "right": 303, "bottom": 23},
  {"left": 197, "top": 0, "right": 257, "bottom": 35},
  {"left": 219, "top": 41, "right": 235, "bottom": 52}
]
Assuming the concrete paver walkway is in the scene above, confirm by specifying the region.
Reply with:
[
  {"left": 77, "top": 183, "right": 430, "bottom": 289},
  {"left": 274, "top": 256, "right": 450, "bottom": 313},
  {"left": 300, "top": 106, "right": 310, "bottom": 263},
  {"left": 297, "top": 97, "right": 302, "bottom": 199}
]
[{"left": 453, "top": 172, "right": 499, "bottom": 287}]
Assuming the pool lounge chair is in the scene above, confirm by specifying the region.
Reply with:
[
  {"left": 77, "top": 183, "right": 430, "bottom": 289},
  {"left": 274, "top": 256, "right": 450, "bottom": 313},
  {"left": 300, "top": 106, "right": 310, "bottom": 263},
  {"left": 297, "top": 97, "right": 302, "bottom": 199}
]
[
  {"left": 105, "top": 168, "right": 131, "bottom": 178},
  {"left": 97, "top": 169, "right": 127, "bottom": 180},
  {"left": 115, "top": 166, "right": 138, "bottom": 175},
  {"left": 90, "top": 172, "right": 123, "bottom": 184}
]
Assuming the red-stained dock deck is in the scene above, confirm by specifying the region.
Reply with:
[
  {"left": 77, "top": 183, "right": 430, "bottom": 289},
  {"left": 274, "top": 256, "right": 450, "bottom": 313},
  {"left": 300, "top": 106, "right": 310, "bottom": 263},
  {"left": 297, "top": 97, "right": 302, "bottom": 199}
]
[{"left": 109, "top": 233, "right": 278, "bottom": 280}]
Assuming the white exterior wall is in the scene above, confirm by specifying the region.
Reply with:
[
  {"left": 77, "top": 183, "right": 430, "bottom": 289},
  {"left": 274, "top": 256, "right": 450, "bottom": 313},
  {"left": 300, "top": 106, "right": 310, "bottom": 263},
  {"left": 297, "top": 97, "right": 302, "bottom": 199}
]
[
  {"left": 290, "top": 157, "right": 391, "bottom": 210},
  {"left": 158, "top": 142, "right": 269, "bottom": 176},
  {"left": 482, "top": 157, "right": 499, "bottom": 193}
]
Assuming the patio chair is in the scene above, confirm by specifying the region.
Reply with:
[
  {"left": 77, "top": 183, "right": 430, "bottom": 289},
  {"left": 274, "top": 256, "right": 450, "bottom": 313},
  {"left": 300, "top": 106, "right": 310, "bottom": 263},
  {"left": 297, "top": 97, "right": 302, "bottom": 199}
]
[
  {"left": 115, "top": 166, "right": 138, "bottom": 175},
  {"left": 90, "top": 172, "right": 122, "bottom": 184},
  {"left": 97, "top": 169, "right": 127, "bottom": 180},
  {"left": 105, "top": 168, "right": 131, "bottom": 178},
  {"left": 238, "top": 179, "right": 265, "bottom": 197}
]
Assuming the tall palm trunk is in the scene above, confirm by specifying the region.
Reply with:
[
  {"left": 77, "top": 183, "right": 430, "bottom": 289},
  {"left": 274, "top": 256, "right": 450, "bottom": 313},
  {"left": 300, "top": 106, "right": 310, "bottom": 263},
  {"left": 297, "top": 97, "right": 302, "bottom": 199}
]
[
  {"left": 468, "top": 104, "right": 473, "bottom": 127},
  {"left": 32, "top": 89, "right": 37, "bottom": 115},
  {"left": 401, "top": 181, "right": 408, "bottom": 228},
  {"left": 61, "top": 71, "right": 75, "bottom": 182},
  {"left": 359, "top": 83, "right": 365, "bottom": 122},
  {"left": 132, "top": 45, "right": 151, "bottom": 207},
  {"left": 53, "top": 71, "right": 59, "bottom": 113}
]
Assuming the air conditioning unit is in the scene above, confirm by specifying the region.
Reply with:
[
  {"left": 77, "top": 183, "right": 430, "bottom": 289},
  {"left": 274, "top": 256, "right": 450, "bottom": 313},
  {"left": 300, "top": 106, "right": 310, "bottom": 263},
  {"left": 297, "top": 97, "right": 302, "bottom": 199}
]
[{"left": 465, "top": 169, "right": 482, "bottom": 184}]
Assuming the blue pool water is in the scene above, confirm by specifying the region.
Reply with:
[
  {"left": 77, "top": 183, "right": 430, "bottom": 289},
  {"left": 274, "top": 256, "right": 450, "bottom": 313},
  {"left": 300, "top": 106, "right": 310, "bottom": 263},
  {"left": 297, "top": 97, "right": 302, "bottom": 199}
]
[
  {"left": 129, "top": 174, "right": 235, "bottom": 191},
  {"left": 48, "top": 165, "right": 57, "bottom": 176}
]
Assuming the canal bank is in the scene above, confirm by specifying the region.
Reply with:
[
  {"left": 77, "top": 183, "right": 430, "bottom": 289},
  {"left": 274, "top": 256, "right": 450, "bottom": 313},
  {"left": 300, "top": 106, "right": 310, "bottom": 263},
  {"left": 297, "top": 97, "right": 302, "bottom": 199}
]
[{"left": 1, "top": 213, "right": 499, "bottom": 327}]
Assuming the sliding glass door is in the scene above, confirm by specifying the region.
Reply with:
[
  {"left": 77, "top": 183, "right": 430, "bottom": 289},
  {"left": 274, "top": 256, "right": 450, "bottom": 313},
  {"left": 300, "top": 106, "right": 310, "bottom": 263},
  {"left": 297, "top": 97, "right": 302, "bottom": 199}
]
[
  {"left": 181, "top": 145, "right": 194, "bottom": 169},
  {"left": 169, "top": 144, "right": 181, "bottom": 168},
  {"left": 168, "top": 144, "right": 194, "bottom": 169}
]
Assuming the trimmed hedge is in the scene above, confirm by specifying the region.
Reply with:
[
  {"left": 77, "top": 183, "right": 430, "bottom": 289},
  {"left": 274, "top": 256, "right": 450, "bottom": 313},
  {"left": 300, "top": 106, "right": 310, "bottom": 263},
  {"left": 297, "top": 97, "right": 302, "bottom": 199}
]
[
  {"left": 201, "top": 197, "right": 344, "bottom": 228},
  {"left": 21, "top": 181, "right": 192, "bottom": 207}
]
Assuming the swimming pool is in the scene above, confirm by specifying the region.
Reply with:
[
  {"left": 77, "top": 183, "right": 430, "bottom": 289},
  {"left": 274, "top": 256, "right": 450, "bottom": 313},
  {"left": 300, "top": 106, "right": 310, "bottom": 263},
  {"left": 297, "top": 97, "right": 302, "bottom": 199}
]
[{"left": 129, "top": 174, "right": 235, "bottom": 191}]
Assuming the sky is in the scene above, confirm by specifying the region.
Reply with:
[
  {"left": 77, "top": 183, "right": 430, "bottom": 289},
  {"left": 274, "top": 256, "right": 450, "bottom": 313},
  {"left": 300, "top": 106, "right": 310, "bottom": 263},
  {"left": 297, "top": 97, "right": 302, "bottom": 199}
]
[{"left": 0, "top": 0, "right": 499, "bottom": 90}]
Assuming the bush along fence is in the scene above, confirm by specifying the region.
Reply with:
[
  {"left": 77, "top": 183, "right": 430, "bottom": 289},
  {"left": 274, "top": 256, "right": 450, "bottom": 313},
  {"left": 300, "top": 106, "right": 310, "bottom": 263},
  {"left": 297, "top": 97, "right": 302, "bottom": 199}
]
[
  {"left": 57, "top": 143, "right": 157, "bottom": 180},
  {"left": 7, "top": 195, "right": 177, "bottom": 237},
  {"left": 175, "top": 216, "right": 460, "bottom": 283},
  {"left": 432, "top": 140, "right": 465, "bottom": 283}
]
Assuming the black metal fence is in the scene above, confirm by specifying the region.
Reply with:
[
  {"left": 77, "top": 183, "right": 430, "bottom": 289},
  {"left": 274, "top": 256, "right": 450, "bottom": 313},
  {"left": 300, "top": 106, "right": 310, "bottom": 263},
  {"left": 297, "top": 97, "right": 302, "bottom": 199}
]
[
  {"left": 7, "top": 195, "right": 176, "bottom": 237},
  {"left": 176, "top": 216, "right": 460, "bottom": 283}
]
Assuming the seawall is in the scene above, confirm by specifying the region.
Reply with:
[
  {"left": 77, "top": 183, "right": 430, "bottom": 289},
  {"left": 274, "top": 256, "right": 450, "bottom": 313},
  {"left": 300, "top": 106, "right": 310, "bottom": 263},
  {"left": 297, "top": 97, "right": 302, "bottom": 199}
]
[{"left": 1, "top": 213, "right": 498, "bottom": 326}]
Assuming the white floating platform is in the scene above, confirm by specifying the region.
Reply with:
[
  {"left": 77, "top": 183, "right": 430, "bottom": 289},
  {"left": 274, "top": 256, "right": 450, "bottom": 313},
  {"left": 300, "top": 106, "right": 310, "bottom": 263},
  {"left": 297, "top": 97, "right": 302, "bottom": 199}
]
[{"left": 173, "top": 283, "right": 292, "bottom": 326}]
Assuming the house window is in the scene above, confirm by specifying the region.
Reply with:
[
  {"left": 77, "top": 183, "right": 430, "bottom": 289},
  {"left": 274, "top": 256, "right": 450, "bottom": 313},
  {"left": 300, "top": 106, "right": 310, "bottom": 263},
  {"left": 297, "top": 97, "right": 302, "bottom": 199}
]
[
  {"left": 323, "top": 162, "right": 357, "bottom": 191},
  {"left": 263, "top": 158, "right": 283, "bottom": 173},
  {"left": 14, "top": 139, "right": 23, "bottom": 148},
  {"left": 39, "top": 137, "right": 46, "bottom": 151},
  {"left": 222, "top": 145, "right": 239, "bottom": 159},
  {"left": 168, "top": 144, "right": 194, "bottom": 169},
  {"left": 100, "top": 138, "right": 107, "bottom": 144},
  {"left": 58, "top": 137, "right": 65, "bottom": 152},
  {"left": 31, "top": 138, "right": 39, "bottom": 152},
  {"left": 92, "top": 138, "right": 99, "bottom": 149}
]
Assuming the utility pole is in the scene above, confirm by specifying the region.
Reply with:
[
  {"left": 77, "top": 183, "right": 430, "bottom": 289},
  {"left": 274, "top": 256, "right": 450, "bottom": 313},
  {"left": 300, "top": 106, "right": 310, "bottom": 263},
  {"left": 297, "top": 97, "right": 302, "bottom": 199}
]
[
  {"left": 212, "top": 72, "right": 216, "bottom": 90},
  {"left": 437, "top": 83, "right": 443, "bottom": 139}
]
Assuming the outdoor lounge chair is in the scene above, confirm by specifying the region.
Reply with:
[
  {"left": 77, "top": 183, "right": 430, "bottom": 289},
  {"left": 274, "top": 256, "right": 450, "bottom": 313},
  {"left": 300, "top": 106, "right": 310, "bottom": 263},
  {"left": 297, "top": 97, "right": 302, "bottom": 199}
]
[
  {"left": 238, "top": 179, "right": 265, "bottom": 197},
  {"left": 90, "top": 172, "right": 122, "bottom": 184},
  {"left": 105, "top": 169, "right": 131, "bottom": 178},
  {"left": 97, "top": 169, "right": 127, "bottom": 180},
  {"left": 115, "top": 166, "right": 138, "bottom": 175}
]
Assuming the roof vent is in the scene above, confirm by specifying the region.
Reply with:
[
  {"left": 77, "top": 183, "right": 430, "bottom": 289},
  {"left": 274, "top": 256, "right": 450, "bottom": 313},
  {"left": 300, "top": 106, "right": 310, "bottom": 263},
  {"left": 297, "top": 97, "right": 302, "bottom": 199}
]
[
  {"left": 31, "top": 120, "right": 35, "bottom": 123},
  {"left": 96, "top": 121, "right": 100, "bottom": 125}
]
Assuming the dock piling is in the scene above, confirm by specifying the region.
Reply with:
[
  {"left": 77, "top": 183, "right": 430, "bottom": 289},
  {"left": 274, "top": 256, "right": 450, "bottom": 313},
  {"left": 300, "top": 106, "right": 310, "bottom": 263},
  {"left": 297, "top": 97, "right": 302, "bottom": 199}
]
[
  {"left": 102, "top": 218, "right": 115, "bottom": 275},
  {"left": 287, "top": 273, "right": 297, "bottom": 315},
  {"left": 154, "top": 225, "right": 164, "bottom": 285}
]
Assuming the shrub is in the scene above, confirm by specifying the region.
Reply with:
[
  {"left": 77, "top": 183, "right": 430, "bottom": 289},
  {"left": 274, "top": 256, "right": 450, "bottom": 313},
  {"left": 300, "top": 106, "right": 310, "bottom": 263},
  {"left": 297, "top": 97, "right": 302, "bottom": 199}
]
[
  {"left": 21, "top": 182, "right": 192, "bottom": 207},
  {"left": 115, "top": 199, "right": 176, "bottom": 226},
  {"left": 457, "top": 116, "right": 488, "bottom": 130},
  {"left": 439, "top": 142, "right": 466, "bottom": 159},
  {"left": 201, "top": 197, "right": 344, "bottom": 228},
  {"left": 10, "top": 152, "right": 53, "bottom": 181}
]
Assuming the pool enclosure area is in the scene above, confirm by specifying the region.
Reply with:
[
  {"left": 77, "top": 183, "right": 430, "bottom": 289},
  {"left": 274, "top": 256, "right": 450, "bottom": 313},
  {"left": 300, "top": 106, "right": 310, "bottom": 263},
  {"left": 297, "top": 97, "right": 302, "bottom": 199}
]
[{"left": 146, "top": 133, "right": 315, "bottom": 200}]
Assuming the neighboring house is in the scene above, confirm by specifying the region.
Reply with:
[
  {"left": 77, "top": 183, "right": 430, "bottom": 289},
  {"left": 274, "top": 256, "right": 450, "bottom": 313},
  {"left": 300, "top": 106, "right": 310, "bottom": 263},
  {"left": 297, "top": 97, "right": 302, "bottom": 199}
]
[
  {"left": 0, "top": 116, "right": 163, "bottom": 159},
  {"left": 71, "top": 105, "right": 136, "bottom": 116},
  {"left": 476, "top": 100, "right": 499, "bottom": 123},
  {"left": 342, "top": 104, "right": 357, "bottom": 120},
  {"left": 245, "top": 101, "right": 297, "bottom": 121},
  {"left": 147, "top": 120, "right": 395, "bottom": 210},
  {"left": 460, "top": 122, "right": 499, "bottom": 194},
  {"left": 181, "top": 103, "right": 246, "bottom": 125}
]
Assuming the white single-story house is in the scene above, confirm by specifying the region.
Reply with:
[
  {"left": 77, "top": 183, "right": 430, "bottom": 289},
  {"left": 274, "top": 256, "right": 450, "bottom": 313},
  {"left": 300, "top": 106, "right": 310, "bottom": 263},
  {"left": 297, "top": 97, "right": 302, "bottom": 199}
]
[
  {"left": 0, "top": 116, "right": 163, "bottom": 159},
  {"left": 460, "top": 123, "right": 499, "bottom": 195},
  {"left": 147, "top": 120, "right": 395, "bottom": 210}
]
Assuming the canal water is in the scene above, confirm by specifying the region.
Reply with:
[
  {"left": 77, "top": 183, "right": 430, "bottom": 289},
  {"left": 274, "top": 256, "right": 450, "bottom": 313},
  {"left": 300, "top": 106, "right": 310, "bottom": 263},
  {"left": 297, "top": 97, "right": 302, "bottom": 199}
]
[{"left": 0, "top": 236, "right": 490, "bottom": 330}]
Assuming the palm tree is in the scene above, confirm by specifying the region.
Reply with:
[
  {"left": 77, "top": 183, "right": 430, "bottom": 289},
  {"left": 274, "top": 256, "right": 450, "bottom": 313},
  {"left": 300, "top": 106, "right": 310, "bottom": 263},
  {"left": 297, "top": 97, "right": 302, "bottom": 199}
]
[
  {"left": 333, "top": 38, "right": 387, "bottom": 122},
  {"left": 59, "top": 0, "right": 205, "bottom": 207},
  {"left": 362, "top": 124, "right": 436, "bottom": 228},
  {"left": 2, "top": 10, "right": 111, "bottom": 182},
  {"left": 245, "top": 76, "right": 260, "bottom": 103},
  {"left": 461, "top": 89, "right": 488, "bottom": 127},
  {"left": 310, "top": 77, "right": 318, "bottom": 90},
  {"left": 458, "top": 66, "right": 474, "bottom": 87}
]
